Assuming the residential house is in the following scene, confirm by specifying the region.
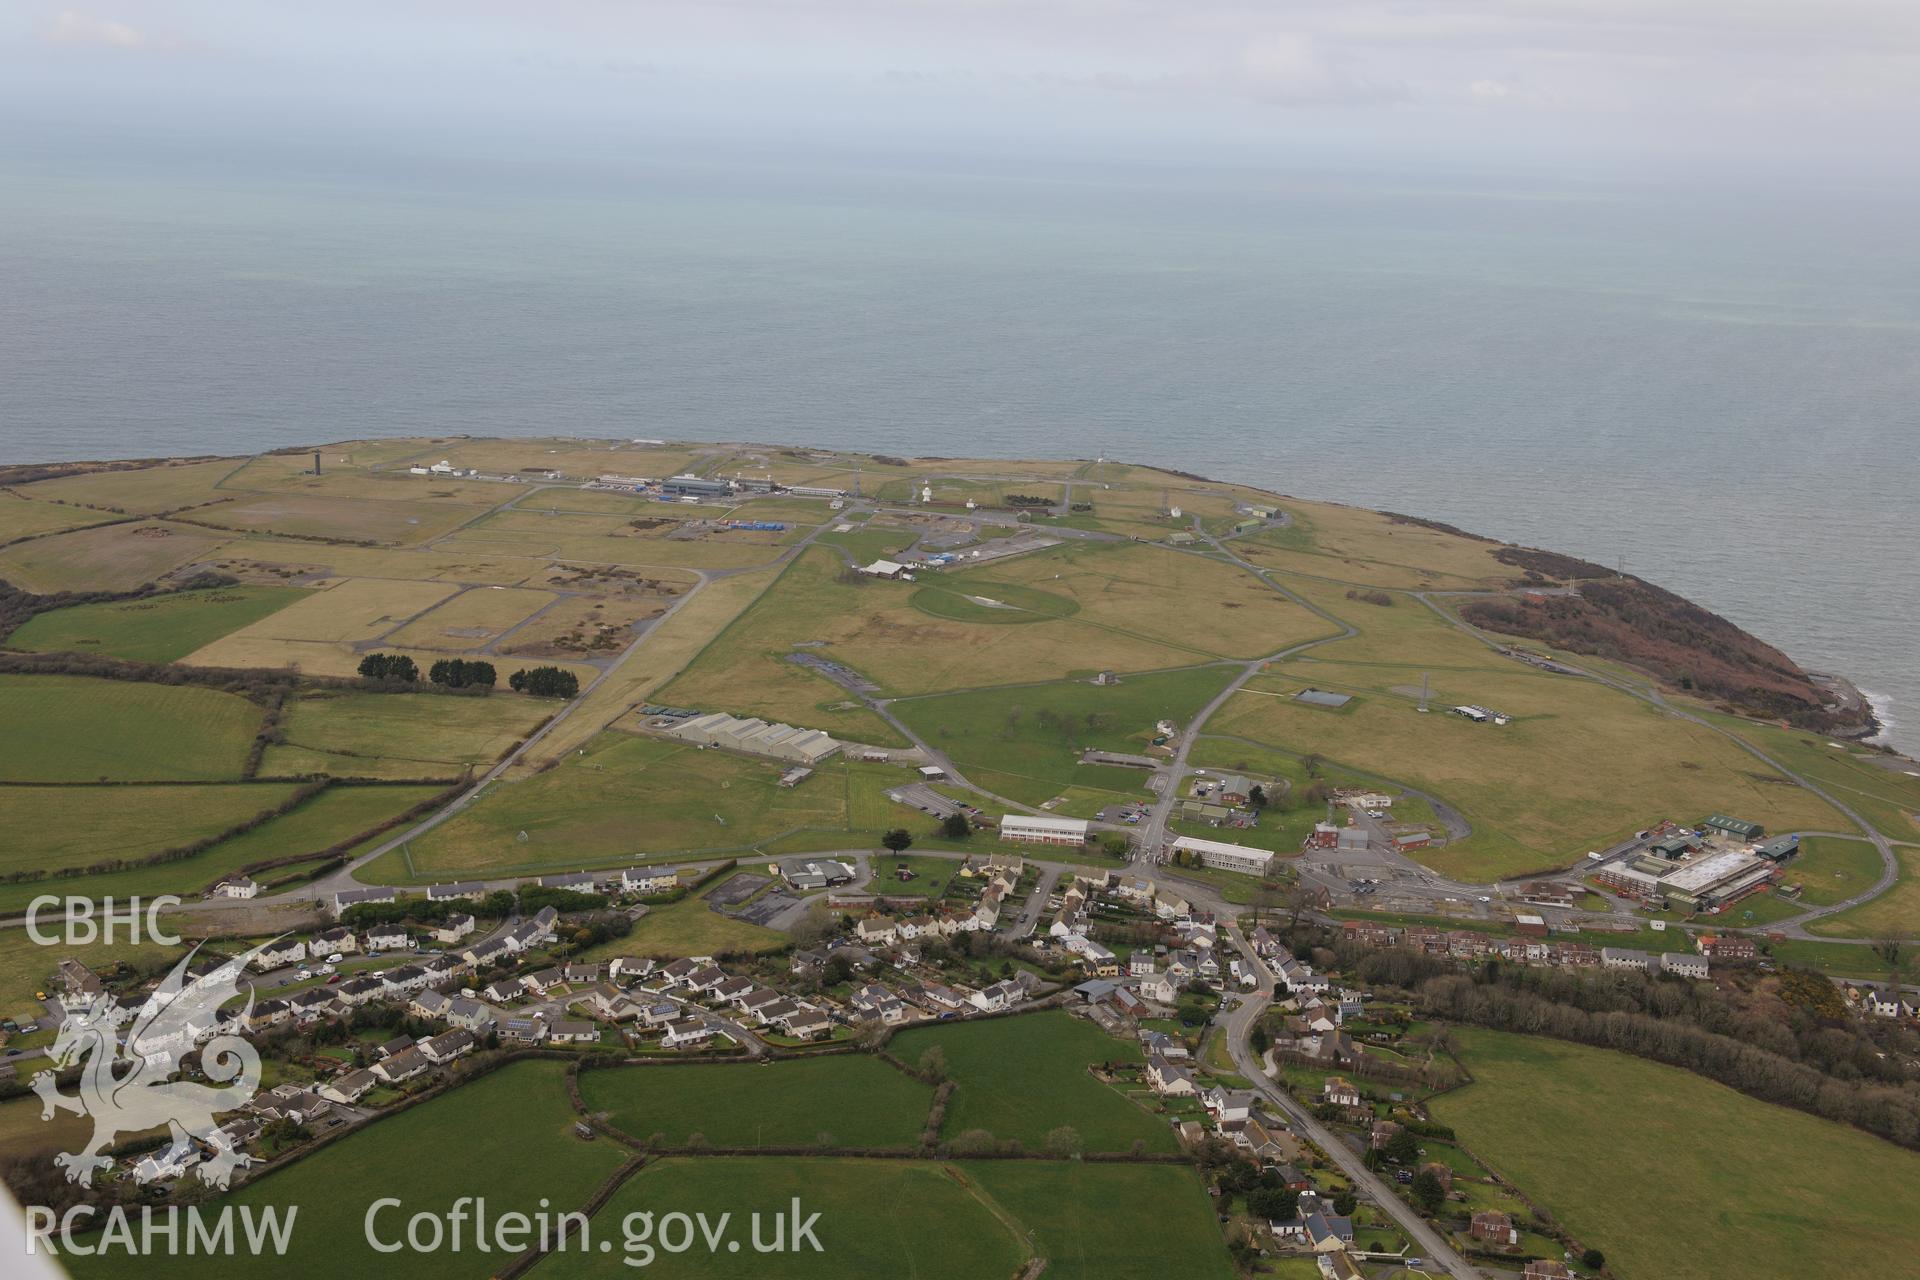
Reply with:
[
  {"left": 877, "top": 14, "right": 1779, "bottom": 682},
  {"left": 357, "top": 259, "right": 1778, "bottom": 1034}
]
[
  {"left": 1147, "top": 1054, "right": 1197, "bottom": 1097},
  {"left": 312, "top": 928, "right": 357, "bottom": 957},
  {"left": 969, "top": 980, "right": 1023, "bottom": 1013},
  {"left": 251, "top": 939, "right": 307, "bottom": 971},
  {"left": 420, "top": 1029, "right": 476, "bottom": 1064},
  {"left": 446, "top": 997, "right": 495, "bottom": 1032},
  {"left": 320, "top": 1069, "right": 378, "bottom": 1104},
  {"left": 1321, "top": 1077, "right": 1363, "bottom": 1109},
  {"left": 431, "top": 914, "right": 476, "bottom": 945},
  {"left": 1661, "top": 951, "right": 1710, "bottom": 979},
  {"left": 364, "top": 924, "right": 410, "bottom": 952},
  {"left": 372, "top": 1047, "right": 431, "bottom": 1085},
  {"left": 499, "top": 1016, "right": 548, "bottom": 1044},
  {"left": 1470, "top": 1211, "right": 1517, "bottom": 1246},
  {"left": 410, "top": 990, "right": 452, "bottom": 1021}
]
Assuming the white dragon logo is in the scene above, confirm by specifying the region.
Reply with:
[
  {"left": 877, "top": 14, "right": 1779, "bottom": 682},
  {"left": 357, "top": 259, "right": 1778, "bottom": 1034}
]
[{"left": 33, "top": 943, "right": 266, "bottom": 1188}]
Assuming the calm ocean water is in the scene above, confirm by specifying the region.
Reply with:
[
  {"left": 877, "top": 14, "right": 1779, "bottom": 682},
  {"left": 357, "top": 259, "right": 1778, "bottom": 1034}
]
[{"left": 2, "top": 149, "right": 1916, "bottom": 753}]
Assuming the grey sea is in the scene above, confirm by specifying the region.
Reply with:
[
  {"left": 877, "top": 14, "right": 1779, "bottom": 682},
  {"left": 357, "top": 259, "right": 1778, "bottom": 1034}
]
[{"left": 2, "top": 146, "right": 1916, "bottom": 753}]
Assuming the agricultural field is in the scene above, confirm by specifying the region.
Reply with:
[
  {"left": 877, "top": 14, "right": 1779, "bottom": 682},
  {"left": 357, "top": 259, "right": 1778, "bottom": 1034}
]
[
  {"left": 184, "top": 492, "right": 489, "bottom": 544},
  {"left": 0, "top": 781, "right": 443, "bottom": 914},
  {"left": 261, "top": 690, "right": 553, "bottom": 779},
  {"left": 578, "top": 1056, "right": 933, "bottom": 1149},
  {"left": 531, "top": 1157, "right": 1030, "bottom": 1280},
  {"left": 0, "top": 674, "right": 263, "bottom": 781},
  {"left": 69, "top": 1060, "right": 626, "bottom": 1280},
  {"left": 0, "top": 520, "right": 231, "bottom": 592},
  {"left": 8, "top": 458, "right": 239, "bottom": 514},
  {"left": 495, "top": 593, "right": 670, "bottom": 660},
  {"left": 0, "top": 782, "right": 303, "bottom": 878},
  {"left": 964, "top": 1161, "right": 1237, "bottom": 1280},
  {"left": 384, "top": 585, "right": 560, "bottom": 651},
  {"left": 890, "top": 1010, "right": 1174, "bottom": 1153},
  {"left": 0, "top": 492, "right": 110, "bottom": 541},
  {"left": 5, "top": 585, "right": 309, "bottom": 663},
  {"left": 1431, "top": 1029, "right": 1920, "bottom": 1280},
  {"left": 891, "top": 665, "right": 1239, "bottom": 809}
]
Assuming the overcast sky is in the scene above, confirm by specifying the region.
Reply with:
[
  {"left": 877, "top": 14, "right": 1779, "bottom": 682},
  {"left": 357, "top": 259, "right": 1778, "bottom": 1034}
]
[{"left": 7, "top": 2, "right": 1920, "bottom": 176}]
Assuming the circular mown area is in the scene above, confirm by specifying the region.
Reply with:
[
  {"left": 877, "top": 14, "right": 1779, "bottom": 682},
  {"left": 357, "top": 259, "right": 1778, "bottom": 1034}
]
[{"left": 909, "top": 579, "right": 1080, "bottom": 623}]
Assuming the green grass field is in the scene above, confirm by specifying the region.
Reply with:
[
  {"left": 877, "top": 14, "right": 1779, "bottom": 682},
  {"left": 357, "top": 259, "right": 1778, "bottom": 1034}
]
[
  {"left": 261, "top": 688, "right": 553, "bottom": 779},
  {"left": 0, "top": 674, "right": 264, "bottom": 782},
  {"left": 0, "top": 927, "right": 188, "bottom": 1023},
  {"left": 5, "top": 586, "right": 309, "bottom": 664},
  {"left": 1806, "top": 841, "right": 1920, "bottom": 939},
  {"left": 575, "top": 892, "right": 788, "bottom": 959},
  {"left": 0, "top": 781, "right": 303, "bottom": 878},
  {"left": 890, "top": 1011, "right": 1174, "bottom": 1153},
  {"left": 68, "top": 1059, "right": 627, "bottom": 1280},
  {"left": 1213, "top": 660, "right": 1852, "bottom": 879},
  {"left": 530, "top": 1157, "right": 1030, "bottom": 1280},
  {"left": 1778, "top": 835, "right": 1888, "bottom": 907},
  {"left": 892, "top": 665, "right": 1238, "bottom": 809},
  {"left": 0, "top": 781, "right": 441, "bottom": 915},
  {"left": 380, "top": 734, "right": 942, "bottom": 881},
  {"left": 1430, "top": 1029, "right": 1920, "bottom": 1280},
  {"left": 965, "top": 1161, "right": 1236, "bottom": 1280},
  {"left": 579, "top": 1056, "right": 933, "bottom": 1149}
]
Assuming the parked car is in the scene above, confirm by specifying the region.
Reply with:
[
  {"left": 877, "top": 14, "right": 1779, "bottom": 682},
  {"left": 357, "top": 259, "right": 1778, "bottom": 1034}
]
[{"left": 325, "top": 974, "right": 342, "bottom": 985}]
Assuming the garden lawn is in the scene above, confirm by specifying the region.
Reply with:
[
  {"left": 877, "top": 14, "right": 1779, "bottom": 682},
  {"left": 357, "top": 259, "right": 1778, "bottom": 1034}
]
[
  {"left": 889, "top": 1010, "right": 1173, "bottom": 1153},
  {"left": 5, "top": 586, "right": 308, "bottom": 663},
  {"left": 530, "top": 1157, "right": 1028, "bottom": 1280},
  {"left": 0, "top": 674, "right": 263, "bottom": 782},
  {"left": 578, "top": 1056, "right": 932, "bottom": 1149},
  {"left": 69, "top": 1060, "right": 627, "bottom": 1280},
  {"left": 964, "top": 1161, "right": 1235, "bottom": 1280},
  {"left": 1430, "top": 1029, "right": 1920, "bottom": 1280}
]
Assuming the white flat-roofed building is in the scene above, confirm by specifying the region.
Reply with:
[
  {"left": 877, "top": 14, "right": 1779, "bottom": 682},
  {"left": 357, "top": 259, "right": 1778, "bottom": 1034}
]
[
  {"left": 999, "top": 814, "right": 1089, "bottom": 846},
  {"left": 1169, "top": 836, "right": 1274, "bottom": 876}
]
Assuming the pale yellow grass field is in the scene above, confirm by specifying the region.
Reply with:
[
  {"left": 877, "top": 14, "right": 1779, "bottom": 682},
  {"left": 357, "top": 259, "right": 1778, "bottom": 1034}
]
[
  {"left": 0, "top": 494, "right": 107, "bottom": 541},
  {"left": 519, "top": 564, "right": 783, "bottom": 767},
  {"left": 200, "top": 538, "right": 550, "bottom": 587},
  {"left": 12, "top": 458, "right": 239, "bottom": 513},
  {"left": 187, "top": 493, "right": 489, "bottom": 544},
  {"left": 0, "top": 520, "right": 230, "bottom": 592},
  {"left": 496, "top": 594, "right": 670, "bottom": 658},
  {"left": 662, "top": 547, "right": 1209, "bottom": 702},
  {"left": 960, "top": 540, "right": 1333, "bottom": 659},
  {"left": 212, "top": 576, "right": 459, "bottom": 644},
  {"left": 418, "top": 439, "right": 698, "bottom": 478},
  {"left": 1214, "top": 663, "right": 1852, "bottom": 876},
  {"left": 385, "top": 586, "right": 559, "bottom": 650}
]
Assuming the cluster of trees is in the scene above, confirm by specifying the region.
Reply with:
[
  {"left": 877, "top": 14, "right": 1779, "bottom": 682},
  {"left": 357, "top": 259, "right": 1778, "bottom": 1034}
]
[
  {"left": 428, "top": 658, "right": 495, "bottom": 688},
  {"left": 357, "top": 652, "right": 418, "bottom": 682},
  {"left": 509, "top": 665, "right": 579, "bottom": 697}
]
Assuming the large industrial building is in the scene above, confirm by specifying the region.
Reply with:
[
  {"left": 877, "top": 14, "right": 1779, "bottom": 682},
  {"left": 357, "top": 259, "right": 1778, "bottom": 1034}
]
[
  {"left": 1596, "top": 846, "right": 1778, "bottom": 910},
  {"left": 666, "top": 712, "right": 841, "bottom": 765},
  {"left": 999, "top": 814, "right": 1090, "bottom": 846},
  {"left": 1169, "top": 835, "right": 1275, "bottom": 876}
]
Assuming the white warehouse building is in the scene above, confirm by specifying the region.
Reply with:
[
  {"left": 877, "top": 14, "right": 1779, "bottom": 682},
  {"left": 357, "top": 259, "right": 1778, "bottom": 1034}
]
[
  {"left": 1168, "top": 835, "right": 1275, "bottom": 876},
  {"left": 667, "top": 712, "right": 841, "bottom": 765},
  {"left": 999, "top": 814, "right": 1090, "bottom": 846}
]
